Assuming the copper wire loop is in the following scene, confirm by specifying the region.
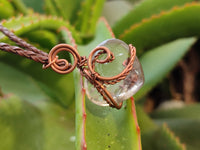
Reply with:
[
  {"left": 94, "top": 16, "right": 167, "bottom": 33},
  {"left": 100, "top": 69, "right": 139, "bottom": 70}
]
[
  {"left": 43, "top": 44, "right": 81, "bottom": 74},
  {"left": 45, "top": 44, "right": 136, "bottom": 109}
]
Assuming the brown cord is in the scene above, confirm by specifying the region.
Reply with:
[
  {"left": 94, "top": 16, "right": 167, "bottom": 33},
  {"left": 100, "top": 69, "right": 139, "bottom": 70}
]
[
  {"left": 0, "top": 24, "right": 136, "bottom": 109},
  {"left": 0, "top": 24, "right": 48, "bottom": 57},
  {"left": 0, "top": 24, "right": 66, "bottom": 66},
  {"left": 0, "top": 42, "right": 49, "bottom": 63}
]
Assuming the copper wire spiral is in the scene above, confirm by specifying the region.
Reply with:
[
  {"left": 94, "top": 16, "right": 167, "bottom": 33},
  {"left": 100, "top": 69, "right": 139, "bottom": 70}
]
[
  {"left": 43, "top": 44, "right": 81, "bottom": 74},
  {"left": 44, "top": 44, "right": 136, "bottom": 109}
]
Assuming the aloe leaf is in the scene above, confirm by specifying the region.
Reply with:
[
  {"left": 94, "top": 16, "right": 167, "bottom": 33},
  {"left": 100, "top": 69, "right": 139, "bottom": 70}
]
[
  {"left": 76, "top": 0, "right": 105, "bottom": 35},
  {"left": 51, "top": 0, "right": 71, "bottom": 20},
  {"left": 75, "top": 0, "right": 94, "bottom": 33},
  {"left": 119, "top": 3, "right": 200, "bottom": 52},
  {"left": 113, "top": 0, "right": 198, "bottom": 37},
  {"left": 150, "top": 104, "right": 200, "bottom": 150},
  {"left": 0, "top": 49, "right": 75, "bottom": 107},
  {"left": 89, "top": 0, "right": 106, "bottom": 34},
  {"left": 156, "top": 119, "right": 200, "bottom": 150},
  {"left": 136, "top": 106, "right": 157, "bottom": 133},
  {"left": 44, "top": 0, "right": 59, "bottom": 16},
  {"left": 44, "top": 0, "right": 83, "bottom": 22},
  {"left": 61, "top": 19, "right": 141, "bottom": 150},
  {"left": 85, "top": 98, "right": 141, "bottom": 150},
  {"left": 142, "top": 124, "right": 186, "bottom": 150},
  {"left": 136, "top": 105, "right": 186, "bottom": 150},
  {"left": 0, "top": 95, "right": 75, "bottom": 150},
  {"left": 22, "top": 0, "right": 44, "bottom": 13},
  {"left": 0, "top": 14, "right": 81, "bottom": 43},
  {"left": 151, "top": 103, "right": 200, "bottom": 119},
  {"left": 149, "top": 98, "right": 200, "bottom": 150},
  {"left": 10, "top": 0, "right": 28, "bottom": 15},
  {"left": 55, "top": 0, "right": 82, "bottom": 21},
  {"left": 23, "top": 29, "right": 58, "bottom": 49},
  {"left": 0, "top": 62, "right": 48, "bottom": 104},
  {"left": 134, "top": 37, "right": 196, "bottom": 100},
  {"left": 0, "top": 0, "right": 15, "bottom": 19},
  {"left": 0, "top": 58, "right": 74, "bottom": 107}
]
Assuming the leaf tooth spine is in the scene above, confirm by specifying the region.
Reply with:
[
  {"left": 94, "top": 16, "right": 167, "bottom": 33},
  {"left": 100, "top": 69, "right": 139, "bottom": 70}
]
[
  {"left": 32, "top": 13, "right": 37, "bottom": 17},
  {"left": 53, "top": 16, "right": 58, "bottom": 20},
  {"left": 1, "top": 19, "right": 7, "bottom": 25},
  {"left": 16, "top": 15, "right": 23, "bottom": 21},
  {"left": 184, "top": 2, "right": 192, "bottom": 7},
  {"left": 58, "top": 17, "right": 64, "bottom": 21},
  {"left": 182, "top": 144, "right": 186, "bottom": 150},
  {"left": 6, "top": 18, "right": 12, "bottom": 23},
  {"left": 39, "top": 14, "right": 44, "bottom": 18},
  {"left": 19, "top": 13, "right": 23, "bottom": 17},
  {"left": 30, "top": 20, "right": 34, "bottom": 24},
  {"left": 172, "top": 6, "right": 179, "bottom": 11},
  {"left": 44, "top": 14, "right": 48, "bottom": 18},
  {"left": 34, "top": 19, "right": 39, "bottom": 23},
  {"left": 91, "top": 5, "right": 95, "bottom": 11},
  {"left": 35, "top": 13, "right": 40, "bottom": 17},
  {"left": 21, "top": 23, "right": 25, "bottom": 28},
  {"left": 77, "top": 1, "right": 85, "bottom": 17},
  {"left": 36, "top": 16, "right": 41, "bottom": 22},
  {"left": 47, "top": 15, "right": 53, "bottom": 19},
  {"left": 11, "top": 29, "right": 15, "bottom": 33},
  {"left": 66, "top": 20, "right": 70, "bottom": 24},
  {"left": 28, "top": 13, "right": 33, "bottom": 18},
  {"left": 175, "top": 137, "right": 180, "bottom": 143},
  {"left": 185, "top": 1, "right": 199, "bottom": 7},
  {"left": 43, "top": 15, "right": 48, "bottom": 20},
  {"left": 160, "top": 11, "right": 167, "bottom": 15},
  {"left": 151, "top": 14, "right": 160, "bottom": 19},
  {"left": 99, "top": 17, "right": 115, "bottom": 38},
  {"left": 44, "top": 16, "right": 48, "bottom": 19},
  {"left": 120, "top": 23, "right": 140, "bottom": 38},
  {"left": 141, "top": 18, "right": 148, "bottom": 23},
  {"left": 46, "top": 15, "right": 50, "bottom": 19},
  {"left": 163, "top": 123, "right": 185, "bottom": 149},
  {"left": 192, "top": 1, "right": 198, "bottom": 4},
  {"left": 11, "top": 16, "right": 15, "bottom": 20}
]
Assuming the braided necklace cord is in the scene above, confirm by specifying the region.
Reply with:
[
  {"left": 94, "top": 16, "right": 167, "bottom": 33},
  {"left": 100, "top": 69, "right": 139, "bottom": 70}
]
[{"left": 0, "top": 24, "right": 49, "bottom": 64}]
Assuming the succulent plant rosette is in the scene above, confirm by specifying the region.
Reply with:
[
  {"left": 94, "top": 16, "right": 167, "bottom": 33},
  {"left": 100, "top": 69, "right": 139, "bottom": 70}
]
[{"left": 0, "top": 0, "right": 200, "bottom": 150}]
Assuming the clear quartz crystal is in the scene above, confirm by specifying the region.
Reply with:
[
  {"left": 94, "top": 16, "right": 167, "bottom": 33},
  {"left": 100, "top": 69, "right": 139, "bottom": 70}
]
[{"left": 84, "top": 39, "right": 144, "bottom": 106}]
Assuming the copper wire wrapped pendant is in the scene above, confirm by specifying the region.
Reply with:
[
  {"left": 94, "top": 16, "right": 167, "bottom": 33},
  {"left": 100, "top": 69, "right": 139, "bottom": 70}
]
[
  {"left": 43, "top": 39, "right": 144, "bottom": 109},
  {"left": 84, "top": 39, "right": 144, "bottom": 107}
]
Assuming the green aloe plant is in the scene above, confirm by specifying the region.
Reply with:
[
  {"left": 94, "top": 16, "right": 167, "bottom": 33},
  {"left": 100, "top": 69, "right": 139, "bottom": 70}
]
[{"left": 0, "top": 0, "right": 199, "bottom": 149}]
